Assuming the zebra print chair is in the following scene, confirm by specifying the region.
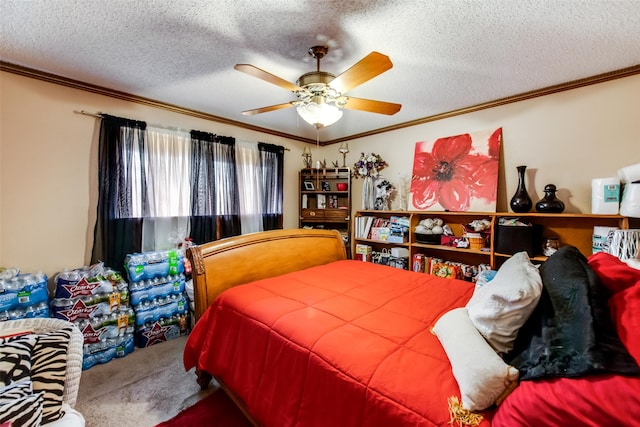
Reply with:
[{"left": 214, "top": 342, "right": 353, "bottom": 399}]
[{"left": 1, "top": 317, "right": 84, "bottom": 426}]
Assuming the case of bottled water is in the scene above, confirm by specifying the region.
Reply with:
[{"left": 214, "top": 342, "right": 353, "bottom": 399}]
[
  {"left": 124, "top": 250, "right": 191, "bottom": 348},
  {"left": 0, "top": 270, "right": 50, "bottom": 321},
  {"left": 50, "top": 262, "right": 136, "bottom": 370}
]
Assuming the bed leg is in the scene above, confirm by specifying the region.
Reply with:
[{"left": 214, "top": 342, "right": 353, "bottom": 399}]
[{"left": 195, "top": 369, "right": 212, "bottom": 390}]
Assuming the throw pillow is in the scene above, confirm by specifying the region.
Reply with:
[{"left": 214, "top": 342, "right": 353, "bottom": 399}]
[
  {"left": 0, "top": 391, "right": 43, "bottom": 427},
  {"left": 505, "top": 245, "right": 640, "bottom": 379},
  {"left": 0, "top": 380, "right": 33, "bottom": 404},
  {"left": 492, "top": 374, "right": 640, "bottom": 427},
  {"left": 587, "top": 251, "right": 640, "bottom": 294},
  {"left": 433, "top": 307, "right": 519, "bottom": 411},
  {"left": 30, "top": 325, "right": 74, "bottom": 424},
  {"left": 466, "top": 251, "right": 543, "bottom": 354},
  {"left": 0, "top": 380, "right": 33, "bottom": 406},
  {"left": 0, "top": 334, "right": 38, "bottom": 387},
  {"left": 609, "top": 282, "right": 640, "bottom": 365}
]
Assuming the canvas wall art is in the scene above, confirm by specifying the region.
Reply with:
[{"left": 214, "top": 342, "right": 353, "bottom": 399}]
[{"left": 409, "top": 128, "right": 501, "bottom": 212}]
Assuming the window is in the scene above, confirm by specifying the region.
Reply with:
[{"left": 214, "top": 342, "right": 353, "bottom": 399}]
[{"left": 91, "top": 115, "right": 283, "bottom": 269}]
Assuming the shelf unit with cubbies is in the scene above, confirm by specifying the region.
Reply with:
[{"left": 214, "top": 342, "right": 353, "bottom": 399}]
[
  {"left": 352, "top": 210, "right": 638, "bottom": 270},
  {"left": 411, "top": 211, "right": 495, "bottom": 270},
  {"left": 299, "top": 167, "right": 352, "bottom": 250}
]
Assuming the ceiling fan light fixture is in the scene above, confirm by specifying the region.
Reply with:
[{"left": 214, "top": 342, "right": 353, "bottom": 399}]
[
  {"left": 235, "top": 45, "right": 400, "bottom": 126},
  {"left": 296, "top": 100, "right": 343, "bottom": 129}
]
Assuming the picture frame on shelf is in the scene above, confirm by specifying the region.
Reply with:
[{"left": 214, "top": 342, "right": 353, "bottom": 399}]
[
  {"left": 304, "top": 181, "right": 315, "bottom": 191},
  {"left": 322, "top": 181, "right": 331, "bottom": 191}
]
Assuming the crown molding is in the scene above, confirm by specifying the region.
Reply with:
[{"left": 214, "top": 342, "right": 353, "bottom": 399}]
[
  {"left": 0, "top": 61, "right": 312, "bottom": 144},
  {"left": 3, "top": 61, "right": 639, "bottom": 146},
  {"left": 327, "top": 64, "right": 640, "bottom": 145}
]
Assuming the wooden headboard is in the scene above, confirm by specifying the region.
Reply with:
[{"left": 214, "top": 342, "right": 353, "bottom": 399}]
[{"left": 186, "top": 228, "right": 347, "bottom": 320}]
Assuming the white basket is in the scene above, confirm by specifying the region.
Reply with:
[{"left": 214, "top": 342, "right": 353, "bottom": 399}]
[{"left": 0, "top": 318, "right": 83, "bottom": 407}]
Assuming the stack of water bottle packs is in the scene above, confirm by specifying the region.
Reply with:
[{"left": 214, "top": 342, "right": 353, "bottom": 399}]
[
  {"left": 50, "top": 262, "right": 135, "bottom": 370},
  {"left": 0, "top": 268, "right": 50, "bottom": 321},
  {"left": 124, "top": 249, "right": 190, "bottom": 348}
]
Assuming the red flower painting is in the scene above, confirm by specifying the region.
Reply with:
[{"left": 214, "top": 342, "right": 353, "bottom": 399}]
[{"left": 410, "top": 128, "right": 501, "bottom": 212}]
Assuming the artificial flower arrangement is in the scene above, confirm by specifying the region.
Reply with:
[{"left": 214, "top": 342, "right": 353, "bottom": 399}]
[{"left": 352, "top": 152, "right": 388, "bottom": 178}]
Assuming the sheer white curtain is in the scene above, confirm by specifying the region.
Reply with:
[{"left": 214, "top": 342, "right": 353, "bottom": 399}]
[
  {"left": 141, "top": 126, "right": 192, "bottom": 251},
  {"left": 120, "top": 126, "right": 144, "bottom": 217},
  {"left": 235, "top": 140, "right": 264, "bottom": 234}
]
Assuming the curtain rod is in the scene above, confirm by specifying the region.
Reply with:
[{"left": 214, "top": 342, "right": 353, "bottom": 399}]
[
  {"left": 74, "top": 110, "right": 103, "bottom": 118},
  {"left": 74, "top": 110, "right": 290, "bottom": 151}
]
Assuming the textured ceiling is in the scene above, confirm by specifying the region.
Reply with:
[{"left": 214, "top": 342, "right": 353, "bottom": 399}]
[{"left": 1, "top": 0, "right": 640, "bottom": 143}]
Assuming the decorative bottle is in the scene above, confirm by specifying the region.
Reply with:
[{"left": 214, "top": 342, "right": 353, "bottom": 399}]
[
  {"left": 510, "top": 165, "right": 533, "bottom": 213},
  {"left": 535, "top": 184, "right": 565, "bottom": 213}
]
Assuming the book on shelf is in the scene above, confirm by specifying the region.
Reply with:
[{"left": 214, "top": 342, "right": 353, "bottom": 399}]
[
  {"left": 356, "top": 216, "right": 399, "bottom": 239},
  {"left": 355, "top": 216, "right": 374, "bottom": 238}
]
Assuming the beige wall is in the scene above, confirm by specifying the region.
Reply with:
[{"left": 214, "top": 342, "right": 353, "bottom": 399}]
[
  {"left": 2, "top": 70, "right": 639, "bottom": 278},
  {"left": 0, "top": 71, "right": 305, "bottom": 276},
  {"left": 345, "top": 74, "right": 640, "bottom": 214}
]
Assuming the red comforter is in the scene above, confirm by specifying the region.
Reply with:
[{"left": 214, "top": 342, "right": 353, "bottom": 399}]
[{"left": 184, "top": 260, "right": 492, "bottom": 427}]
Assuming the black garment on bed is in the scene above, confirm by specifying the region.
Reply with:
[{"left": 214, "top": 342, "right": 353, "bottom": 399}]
[{"left": 504, "top": 245, "right": 640, "bottom": 380}]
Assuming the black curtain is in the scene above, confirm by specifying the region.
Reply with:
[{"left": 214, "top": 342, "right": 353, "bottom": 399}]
[
  {"left": 189, "top": 131, "right": 241, "bottom": 243},
  {"left": 258, "top": 142, "right": 284, "bottom": 230},
  {"left": 91, "top": 115, "right": 147, "bottom": 270},
  {"left": 92, "top": 119, "right": 275, "bottom": 265}
]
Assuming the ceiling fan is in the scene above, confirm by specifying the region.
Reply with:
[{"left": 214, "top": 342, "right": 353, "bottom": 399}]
[{"left": 234, "top": 46, "right": 402, "bottom": 128}]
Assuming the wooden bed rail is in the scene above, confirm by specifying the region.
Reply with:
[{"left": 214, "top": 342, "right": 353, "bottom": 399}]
[{"left": 186, "top": 228, "right": 347, "bottom": 321}]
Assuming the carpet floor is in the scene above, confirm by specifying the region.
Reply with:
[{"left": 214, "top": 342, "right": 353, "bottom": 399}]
[{"left": 75, "top": 335, "right": 224, "bottom": 426}]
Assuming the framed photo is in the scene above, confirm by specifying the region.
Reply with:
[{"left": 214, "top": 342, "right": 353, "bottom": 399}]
[
  {"left": 321, "top": 181, "right": 331, "bottom": 191},
  {"left": 303, "top": 181, "right": 315, "bottom": 191}
]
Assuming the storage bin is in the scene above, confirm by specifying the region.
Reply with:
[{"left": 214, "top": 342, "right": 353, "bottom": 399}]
[
  {"left": 415, "top": 233, "right": 441, "bottom": 244},
  {"left": 495, "top": 224, "right": 542, "bottom": 256}
]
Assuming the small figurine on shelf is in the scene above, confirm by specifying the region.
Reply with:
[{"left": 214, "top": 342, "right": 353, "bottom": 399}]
[
  {"left": 542, "top": 237, "right": 561, "bottom": 256},
  {"left": 466, "top": 219, "right": 492, "bottom": 233},
  {"left": 374, "top": 179, "right": 394, "bottom": 210}
]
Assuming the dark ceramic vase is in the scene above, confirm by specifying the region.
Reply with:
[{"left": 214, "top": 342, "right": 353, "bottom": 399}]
[
  {"left": 535, "top": 184, "right": 565, "bottom": 213},
  {"left": 510, "top": 165, "right": 533, "bottom": 213}
]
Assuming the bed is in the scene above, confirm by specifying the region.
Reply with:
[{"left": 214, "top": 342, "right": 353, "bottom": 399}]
[{"left": 183, "top": 228, "right": 640, "bottom": 427}]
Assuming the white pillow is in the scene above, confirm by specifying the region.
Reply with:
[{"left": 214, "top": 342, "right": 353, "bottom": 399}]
[
  {"left": 433, "top": 308, "right": 519, "bottom": 411},
  {"left": 466, "top": 251, "right": 542, "bottom": 354}
]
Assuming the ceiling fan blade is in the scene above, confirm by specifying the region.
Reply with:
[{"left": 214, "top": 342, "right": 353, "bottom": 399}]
[
  {"left": 343, "top": 97, "right": 401, "bottom": 115},
  {"left": 330, "top": 52, "right": 393, "bottom": 94},
  {"left": 241, "top": 102, "right": 296, "bottom": 116},
  {"left": 234, "top": 64, "right": 303, "bottom": 92}
]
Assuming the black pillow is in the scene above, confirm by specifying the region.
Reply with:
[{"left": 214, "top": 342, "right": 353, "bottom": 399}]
[{"left": 504, "top": 245, "right": 640, "bottom": 379}]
